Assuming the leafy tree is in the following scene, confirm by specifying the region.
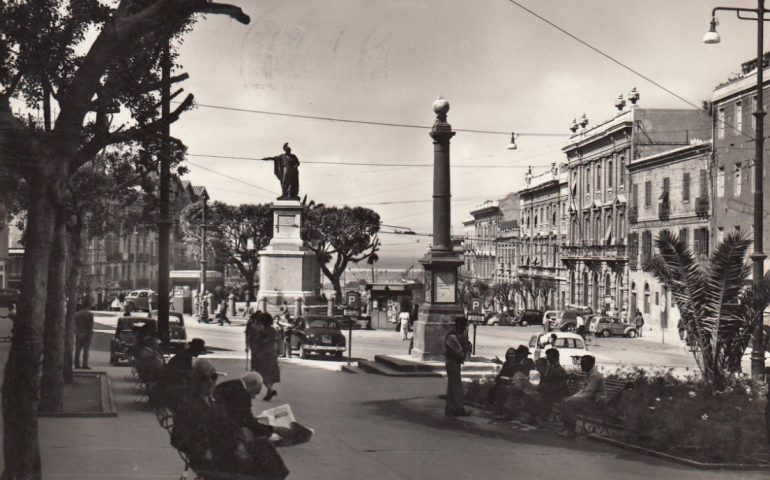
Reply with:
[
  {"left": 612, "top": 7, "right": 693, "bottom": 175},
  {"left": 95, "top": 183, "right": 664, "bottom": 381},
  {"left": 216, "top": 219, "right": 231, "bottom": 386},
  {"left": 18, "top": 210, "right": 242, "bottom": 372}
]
[
  {"left": 303, "top": 206, "right": 380, "bottom": 301},
  {"left": 0, "top": 2, "right": 249, "bottom": 477},
  {"left": 647, "top": 230, "right": 770, "bottom": 390},
  {"left": 180, "top": 201, "right": 273, "bottom": 299},
  {"left": 490, "top": 281, "right": 516, "bottom": 312}
]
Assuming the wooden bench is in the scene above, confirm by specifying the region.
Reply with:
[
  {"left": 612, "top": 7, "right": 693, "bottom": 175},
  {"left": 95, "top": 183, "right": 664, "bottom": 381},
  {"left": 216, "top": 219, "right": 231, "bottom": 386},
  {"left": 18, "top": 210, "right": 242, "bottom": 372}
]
[{"left": 555, "top": 372, "right": 634, "bottom": 436}]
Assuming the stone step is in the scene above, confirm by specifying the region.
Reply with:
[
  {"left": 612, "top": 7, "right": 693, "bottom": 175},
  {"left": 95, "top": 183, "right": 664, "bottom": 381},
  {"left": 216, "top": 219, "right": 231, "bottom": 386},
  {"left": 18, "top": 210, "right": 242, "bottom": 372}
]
[{"left": 358, "top": 360, "right": 443, "bottom": 377}]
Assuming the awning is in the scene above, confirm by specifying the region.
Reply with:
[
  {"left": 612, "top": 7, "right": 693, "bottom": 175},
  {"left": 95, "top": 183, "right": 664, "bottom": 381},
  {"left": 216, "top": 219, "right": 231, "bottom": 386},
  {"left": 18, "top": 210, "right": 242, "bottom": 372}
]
[
  {"left": 614, "top": 194, "right": 627, "bottom": 205},
  {"left": 604, "top": 224, "right": 613, "bottom": 245},
  {"left": 592, "top": 199, "right": 603, "bottom": 209}
]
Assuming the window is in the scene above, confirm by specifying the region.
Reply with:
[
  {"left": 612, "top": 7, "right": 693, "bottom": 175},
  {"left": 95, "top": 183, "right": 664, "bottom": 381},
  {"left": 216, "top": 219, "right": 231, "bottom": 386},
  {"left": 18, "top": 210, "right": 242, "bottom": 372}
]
[
  {"left": 694, "top": 227, "right": 709, "bottom": 255},
  {"left": 661, "top": 177, "right": 670, "bottom": 203},
  {"left": 682, "top": 172, "right": 690, "bottom": 202},
  {"left": 607, "top": 160, "right": 613, "bottom": 188},
  {"left": 596, "top": 163, "right": 602, "bottom": 191},
  {"left": 752, "top": 95, "right": 758, "bottom": 129},
  {"left": 644, "top": 181, "right": 652, "bottom": 207},
  {"left": 641, "top": 230, "right": 652, "bottom": 265},
  {"left": 632, "top": 183, "right": 639, "bottom": 207},
  {"left": 586, "top": 167, "right": 591, "bottom": 193},
  {"left": 619, "top": 155, "right": 625, "bottom": 188},
  {"left": 735, "top": 163, "right": 742, "bottom": 196},
  {"left": 718, "top": 226, "right": 724, "bottom": 244},
  {"left": 717, "top": 107, "right": 725, "bottom": 139},
  {"left": 699, "top": 169, "right": 708, "bottom": 197},
  {"left": 736, "top": 100, "right": 743, "bottom": 132},
  {"left": 643, "top": 283, "right": 651, "bottom": 314},
  {"left": 717, "top": 167, "right": 725, "bottom": 197},
  {"left": 679, "top": 228, "right": 688, "bottom": 248}
]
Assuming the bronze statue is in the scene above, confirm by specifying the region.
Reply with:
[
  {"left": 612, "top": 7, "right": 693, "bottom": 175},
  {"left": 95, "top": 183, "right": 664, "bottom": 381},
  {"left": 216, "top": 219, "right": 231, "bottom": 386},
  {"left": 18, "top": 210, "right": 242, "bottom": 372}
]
[{"left": 262, "top": 143, "right": 300, "bottom": 200}]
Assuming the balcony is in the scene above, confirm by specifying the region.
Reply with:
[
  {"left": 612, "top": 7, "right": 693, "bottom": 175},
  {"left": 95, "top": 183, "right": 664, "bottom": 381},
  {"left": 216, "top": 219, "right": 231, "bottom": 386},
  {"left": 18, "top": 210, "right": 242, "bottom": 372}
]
[
  {"left": 695, "top": 196, "right": 709, "bottom": 217},
  {"left": 560, "top": 244, "right": 627, "bottom": 262},
  {"left": 628, "top": 206, "right": 638, "bottom": 224},
  {"left": 658, "top": 202, "right": 670, "bottom": 220}
]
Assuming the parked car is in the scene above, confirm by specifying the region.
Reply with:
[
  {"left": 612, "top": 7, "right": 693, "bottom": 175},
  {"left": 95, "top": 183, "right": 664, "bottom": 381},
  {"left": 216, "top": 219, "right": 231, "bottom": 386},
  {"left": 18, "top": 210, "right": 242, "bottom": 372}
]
[
  {"left": 528, "top": 331, "right": 590, "bottom": 370},
  {"left": 290, "top": 315, "right": 347, "bottom": 359},
  {"left": 542, "top": 310, "right": 560, "bottom": 330},
  {"left": 552, "top": 309, "right": 593, "bottom": 332},
  {"left": 125, "top": 289, "right": 158, "bottom": 312},
  {"left": 589, "top": 315, "right": 638, "bottom": 338},
  {"left": 486, "top": 313, "right": 516, "bottom": 326},
  {"left": 513, "top": 309, "right": 544, "bottom": 326},
  {"left": 110, "top": 317, "right": 157, "bottom": 365},
  {"left": 148, "top": 310, "right": 188, "bottom": 350},
  {"left": 0, "top": 288, "right": 20, "bottom": 319}
]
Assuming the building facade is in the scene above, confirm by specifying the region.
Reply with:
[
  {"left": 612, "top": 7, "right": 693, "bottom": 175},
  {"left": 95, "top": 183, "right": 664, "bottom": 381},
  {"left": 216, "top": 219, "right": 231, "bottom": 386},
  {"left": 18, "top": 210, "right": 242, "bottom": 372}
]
[
  {"left": 627, "top": 142, "right": 712, "bottom": 331},
  {"left": 561, "top": 106, "right": 710, "bottom": 314},
  {"left": 461, "top": 200, "right": 500, "bottom": 283},
  {"left": 517, "top": 164, "right": 568, "bottom": 310},
  {"left": 711, "top": 54, "right": 770, "bottom": 270}
]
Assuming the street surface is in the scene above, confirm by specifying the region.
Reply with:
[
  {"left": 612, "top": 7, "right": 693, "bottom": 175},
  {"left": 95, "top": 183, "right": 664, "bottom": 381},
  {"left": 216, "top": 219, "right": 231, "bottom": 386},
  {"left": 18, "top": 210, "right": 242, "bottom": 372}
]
[{"left": 93, "top": 311, "right": 699, "bottom": 373}]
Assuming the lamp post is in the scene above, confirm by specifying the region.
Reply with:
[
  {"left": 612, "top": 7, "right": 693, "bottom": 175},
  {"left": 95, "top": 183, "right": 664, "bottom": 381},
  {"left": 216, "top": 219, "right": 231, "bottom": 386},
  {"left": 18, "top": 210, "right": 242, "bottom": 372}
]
[{"left": 704, "top": 2, "right": 767, "bottom": 378}]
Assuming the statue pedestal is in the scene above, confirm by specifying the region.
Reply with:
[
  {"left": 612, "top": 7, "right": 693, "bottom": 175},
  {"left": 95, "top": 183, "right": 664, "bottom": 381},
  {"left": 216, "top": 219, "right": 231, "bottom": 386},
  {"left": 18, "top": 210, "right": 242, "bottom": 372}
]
[
  {"left": 257, "top": 200, "right": 320, "bottom": 314},
  {"left": 411, "top": 251, "right": 464, "bottom": 361}
]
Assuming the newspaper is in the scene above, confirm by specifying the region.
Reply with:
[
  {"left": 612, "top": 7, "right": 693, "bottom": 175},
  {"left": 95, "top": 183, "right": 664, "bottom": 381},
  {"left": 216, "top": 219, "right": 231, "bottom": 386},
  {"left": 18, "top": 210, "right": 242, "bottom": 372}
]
[{"left": 256, "top": 404, "right": 314, "bottom": 445}]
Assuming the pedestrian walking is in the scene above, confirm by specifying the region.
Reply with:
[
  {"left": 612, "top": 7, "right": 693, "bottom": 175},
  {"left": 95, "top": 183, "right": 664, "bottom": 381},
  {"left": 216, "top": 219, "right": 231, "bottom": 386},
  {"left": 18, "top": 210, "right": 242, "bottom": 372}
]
[
  {"left": 399, "top": 310, "right": 411, "bottom": 341},
  {"left": 254, "top": 313, "right": 280, "bottom": 401},
  {"left": 229, "top": 291, "right": 237, "bottom": 317},
  {"left": 444, "top": 315, "right": 471, "bottom": 417},
  {"left": 218, "top": 299, "right": 231, "bottom": 326},
  {"left": 74, "top": 301, "right": 94, "bottom": 369},
  {"left": 634, "top": 311, "right": 645, "bottom": 337},
  {"left": 246, "top": 312, "right": 263, "bottom": 371}
]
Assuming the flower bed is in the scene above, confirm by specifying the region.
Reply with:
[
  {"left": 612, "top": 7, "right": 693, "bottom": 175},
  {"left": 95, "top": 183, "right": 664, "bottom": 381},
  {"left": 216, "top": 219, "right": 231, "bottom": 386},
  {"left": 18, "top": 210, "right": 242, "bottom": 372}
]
[
  {"left": 608, "top": 368, "right": 769, "bottom": 464},
  {"left": 463, "top": 369, "right": 770, "bottom": 465}
]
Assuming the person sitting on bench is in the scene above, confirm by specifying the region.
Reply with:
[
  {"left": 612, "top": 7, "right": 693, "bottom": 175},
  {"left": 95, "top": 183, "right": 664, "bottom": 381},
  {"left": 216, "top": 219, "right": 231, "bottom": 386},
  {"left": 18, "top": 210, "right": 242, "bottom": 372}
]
[
  {"left": 173, "top": 360, "right": 290, "bottom": 479},
  {"left": 214, "top": 372, "right": 312, "bottom": 445},
  {"left": 494, "top": 358, "right": 543, "bottom": 425},
  {"left": 558, "top": 355, "right": 606, "bottom": 437},
  {"left": 165, "top": 338, "right": 206, "bottom": 385},
  {"left": 136, "top": 336, "right": 165, "bottom": 389},
  {"left": 538, "top": 348, "right": 568, "bottom": 417}
]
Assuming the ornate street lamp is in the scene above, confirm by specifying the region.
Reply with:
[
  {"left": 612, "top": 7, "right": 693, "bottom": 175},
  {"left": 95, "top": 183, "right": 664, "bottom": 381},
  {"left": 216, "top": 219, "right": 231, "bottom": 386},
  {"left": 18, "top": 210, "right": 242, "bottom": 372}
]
[{"left": 704, "top": 1, "right": 767, "bottom": 378}]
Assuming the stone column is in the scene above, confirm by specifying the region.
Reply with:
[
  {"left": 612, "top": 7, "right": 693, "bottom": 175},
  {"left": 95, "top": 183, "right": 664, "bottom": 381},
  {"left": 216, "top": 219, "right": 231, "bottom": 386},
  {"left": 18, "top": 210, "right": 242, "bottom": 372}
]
[{"left": 412, "top": 97, "right": 464, "bottom": 361}]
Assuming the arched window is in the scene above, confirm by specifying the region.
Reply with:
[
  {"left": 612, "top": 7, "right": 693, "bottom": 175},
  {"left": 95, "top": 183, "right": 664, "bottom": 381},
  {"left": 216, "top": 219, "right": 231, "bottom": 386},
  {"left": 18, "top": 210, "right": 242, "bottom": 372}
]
[{"left": 605, "top": 274, "right": 612, "bottom": 297}]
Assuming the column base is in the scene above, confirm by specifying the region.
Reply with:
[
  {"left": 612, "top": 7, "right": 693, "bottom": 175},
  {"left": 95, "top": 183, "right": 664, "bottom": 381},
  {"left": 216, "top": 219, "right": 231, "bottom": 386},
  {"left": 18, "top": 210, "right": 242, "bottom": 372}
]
[{"left": 411, "top": 303, "right": 464, "bottom": 361}]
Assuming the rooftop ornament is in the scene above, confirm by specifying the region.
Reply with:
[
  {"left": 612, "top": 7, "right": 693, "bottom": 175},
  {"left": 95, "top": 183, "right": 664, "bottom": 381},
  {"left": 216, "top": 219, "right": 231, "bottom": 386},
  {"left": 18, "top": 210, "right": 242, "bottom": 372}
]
[
  {"left": 628, "top": 87, "right": 640, "bottom": 105},
  {"left": 615, "top": 94, "right": 626, "bottom": 111},
  {"left": 507, "top": 132, "right": 519, "bottom": 150}
]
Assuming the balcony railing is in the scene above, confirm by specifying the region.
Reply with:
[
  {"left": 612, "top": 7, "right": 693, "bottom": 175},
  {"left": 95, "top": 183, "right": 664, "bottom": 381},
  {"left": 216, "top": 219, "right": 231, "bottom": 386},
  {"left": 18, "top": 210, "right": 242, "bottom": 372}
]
[{"left": 560, "top": 244, "right": 627, "bottom": 261}]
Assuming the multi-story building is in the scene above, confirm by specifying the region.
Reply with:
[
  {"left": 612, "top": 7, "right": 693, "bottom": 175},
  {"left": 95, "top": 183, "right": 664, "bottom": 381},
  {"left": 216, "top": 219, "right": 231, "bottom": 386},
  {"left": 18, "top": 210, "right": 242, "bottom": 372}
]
[
  {"left": 561, "top": 102, "right": 710, "bottom": 313},
  {"left": 84, "top": 178, "right": 207, "bottom": 295},
  {"left": 711, "top": 54, "right": 770, "bottom": 268},
  {"left": 627, "top": 142, "right": 712, "bottom": 332},
  {"left": 517, "top": 163, "right": 568, "bottom": 309},
  {"left": 495, "top": 192, "right": 521, "bottom": 284},
  {"left": 461, "top": 200, "right": 500, "bottom": 283}
]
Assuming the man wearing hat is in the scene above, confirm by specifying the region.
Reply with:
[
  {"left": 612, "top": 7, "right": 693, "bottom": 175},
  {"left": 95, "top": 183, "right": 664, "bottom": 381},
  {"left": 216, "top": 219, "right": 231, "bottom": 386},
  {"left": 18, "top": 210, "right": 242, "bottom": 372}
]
[
  {"left": 166, "top": 338, "right": 206, "bottom": 385},
  {"left": 214, "top": 372, "right": 311, "bottom": 445}
]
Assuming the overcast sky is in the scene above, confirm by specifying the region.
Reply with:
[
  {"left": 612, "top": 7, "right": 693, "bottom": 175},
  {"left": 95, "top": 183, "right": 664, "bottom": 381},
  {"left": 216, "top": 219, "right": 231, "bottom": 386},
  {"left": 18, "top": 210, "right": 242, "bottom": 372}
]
[{"left": 172, "top": 0, "right": 760, "bottom": 267}]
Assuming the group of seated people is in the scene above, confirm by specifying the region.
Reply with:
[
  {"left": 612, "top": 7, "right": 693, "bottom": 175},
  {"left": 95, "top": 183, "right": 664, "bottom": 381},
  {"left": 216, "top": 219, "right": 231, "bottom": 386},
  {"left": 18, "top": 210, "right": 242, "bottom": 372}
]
[
  {"left": 132, "top": 337, "right": 310, "bottom": 479},
  {"left": 489, "top": 345, "right": 607, "bottom": 437},
  {"left": 489, "top": 345, "right": 568, "bottom": 426}
]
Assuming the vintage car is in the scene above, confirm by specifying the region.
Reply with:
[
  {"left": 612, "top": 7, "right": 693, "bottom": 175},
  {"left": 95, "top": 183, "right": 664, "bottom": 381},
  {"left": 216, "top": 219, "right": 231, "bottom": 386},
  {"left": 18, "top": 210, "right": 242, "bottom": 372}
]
[
  {"left": 589, "top": 315, "right": 638, "bottom": 338},
  {"left": 125, "top": 289, "right": 158, "bottom": 312},
  {"left": 485, "top": 313, "right": 516, "bottom": 326},
  {"left": 528, "top": 331, "right": 590, "bottom": 370},
  {"left": 0, "top": 288, "right": 20, "bottom": 319},
  {"left": 149, "top": 310, "right": 188, "bottom": 351},
  {"left": 110, "top": 317, "right": 158, "bottom": 365},
  {"left": 513, "top": 309, "right": 544, "bottom": 326},
  {"left": 552, "top": 308, "right": 593, "bottom": 332},
  {"left": 289, "top": 315, "right": 347, "bottom": 359}
]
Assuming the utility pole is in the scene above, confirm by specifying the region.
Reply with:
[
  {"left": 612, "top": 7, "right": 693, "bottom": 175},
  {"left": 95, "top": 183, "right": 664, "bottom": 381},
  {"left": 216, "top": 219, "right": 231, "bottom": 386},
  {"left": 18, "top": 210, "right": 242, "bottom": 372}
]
[
  {"left": 200, "top": 194, "right": 208, "bottom": 295},
  {"left": 157, "top": 40, "right": 171, "bottom": 347}
]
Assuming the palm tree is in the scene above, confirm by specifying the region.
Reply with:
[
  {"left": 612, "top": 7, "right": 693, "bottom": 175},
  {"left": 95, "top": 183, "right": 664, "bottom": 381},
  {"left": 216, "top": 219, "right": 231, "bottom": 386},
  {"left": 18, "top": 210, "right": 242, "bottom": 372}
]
[{"left": 647, "top": 229, "right": 770, "bottom": 390}]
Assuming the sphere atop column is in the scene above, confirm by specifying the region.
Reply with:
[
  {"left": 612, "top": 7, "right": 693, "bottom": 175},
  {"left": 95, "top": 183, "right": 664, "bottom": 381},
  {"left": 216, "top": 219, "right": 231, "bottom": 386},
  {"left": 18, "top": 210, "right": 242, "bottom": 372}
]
[{"left": 433, "top": 96, "right": 450, "bottom": 116}]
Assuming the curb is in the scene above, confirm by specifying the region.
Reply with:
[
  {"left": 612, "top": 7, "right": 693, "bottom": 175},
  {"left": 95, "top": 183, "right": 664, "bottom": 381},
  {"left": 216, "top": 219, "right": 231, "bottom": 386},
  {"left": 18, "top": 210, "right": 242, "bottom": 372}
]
[{"left": 588, "top": 434, "right": 770, "bottom": 471}]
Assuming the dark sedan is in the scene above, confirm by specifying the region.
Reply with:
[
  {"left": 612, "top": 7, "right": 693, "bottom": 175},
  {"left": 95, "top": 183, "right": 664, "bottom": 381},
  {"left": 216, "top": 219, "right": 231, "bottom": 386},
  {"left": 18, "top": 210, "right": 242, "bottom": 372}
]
[{"left": 290, "top": 315, "right": 347, "bottom": 359}]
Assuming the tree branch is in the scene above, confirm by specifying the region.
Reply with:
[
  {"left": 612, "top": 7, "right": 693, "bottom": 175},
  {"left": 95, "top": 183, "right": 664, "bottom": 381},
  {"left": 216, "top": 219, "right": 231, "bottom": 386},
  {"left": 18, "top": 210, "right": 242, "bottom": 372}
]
[
  {"left": 74, "top": 93, "right": 194, "bottom": 171},
  {"left": 199, "top": 2, "right": 251, "bottom": 24}
]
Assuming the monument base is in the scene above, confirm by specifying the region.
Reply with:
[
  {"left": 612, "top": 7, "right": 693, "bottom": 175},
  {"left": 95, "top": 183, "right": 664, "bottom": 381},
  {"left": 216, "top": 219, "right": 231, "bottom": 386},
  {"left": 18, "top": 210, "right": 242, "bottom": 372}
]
[
  {"left": 411, "top": 303, "right": 464, "bottom": 361},
  {"left": 256, "top": 199, "right": 320, "bottom": 315}
]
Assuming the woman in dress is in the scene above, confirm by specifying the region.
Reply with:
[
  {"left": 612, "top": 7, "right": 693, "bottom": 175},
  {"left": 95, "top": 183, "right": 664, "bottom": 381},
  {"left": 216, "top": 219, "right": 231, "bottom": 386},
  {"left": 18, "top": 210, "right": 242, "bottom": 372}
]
[{"left": 254, "top": 312, "right": 280, "bottom": 401}]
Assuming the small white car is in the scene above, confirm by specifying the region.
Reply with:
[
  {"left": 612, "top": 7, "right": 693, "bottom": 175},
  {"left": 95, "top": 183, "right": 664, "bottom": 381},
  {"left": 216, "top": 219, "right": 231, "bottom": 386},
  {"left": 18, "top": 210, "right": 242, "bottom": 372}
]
[{"left": 528, "top": 332, "right": 590, "bottom": 370}]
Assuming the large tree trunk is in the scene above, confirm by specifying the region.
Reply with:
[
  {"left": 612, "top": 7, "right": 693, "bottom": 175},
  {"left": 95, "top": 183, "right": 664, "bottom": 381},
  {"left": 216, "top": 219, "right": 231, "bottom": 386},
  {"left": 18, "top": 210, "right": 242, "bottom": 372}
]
[
  {"left": 40, "top": 208, "right": 68, "bottom": 412},
  {"left": 1, "top": 176, "right": 54, "bottom": 480},
  {"left": 63, "top": 218, "right": 84, "bottom": 384}
]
